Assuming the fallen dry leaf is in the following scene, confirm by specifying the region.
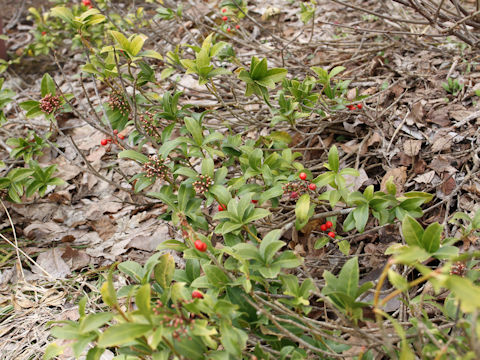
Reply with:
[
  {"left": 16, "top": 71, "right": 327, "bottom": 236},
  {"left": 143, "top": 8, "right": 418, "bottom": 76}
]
[
  {"left": 403, "top": 139, "right": 422, "bottom": 156},
  {"left": 440, "top": 173, "right": 456, "bottom": 196},
  {"left": 427, "top": 107, "right": 450, "bottom": 127},
  {"left": 414, "top": 170, "right": 435, "bottom": 184},
  {"left": 430, "top": 128, "right": 454, "bottom": 152},
  {"left": 61, "top": 246, "right": 91, "bottom": 271},
  {"left": 32, "top": 248, "right": 71, "bottom": 279},
  {"left": 429, "top": 156, "right": 458, "bottom": 174}
]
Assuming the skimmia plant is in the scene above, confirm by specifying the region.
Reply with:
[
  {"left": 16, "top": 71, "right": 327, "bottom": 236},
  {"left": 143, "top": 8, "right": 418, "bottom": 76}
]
[{"left": 0, "top": 1, "right": 478, "bottom": 359}]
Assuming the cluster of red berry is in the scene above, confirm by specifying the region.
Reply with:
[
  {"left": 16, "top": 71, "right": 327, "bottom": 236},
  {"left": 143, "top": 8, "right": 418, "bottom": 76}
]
[
  {"left": 39, "top": 94, "right": 61, "bottom": 114},
  {"left": 347, "top": 103, "right": 363, "bottom": 111},
  {"left": 82, "top": 0, "right": 93, "bottom": 8},
  {"left": 320, "top": 220, "right": 335, "bottom": 238},
  {"left": 100, "top": 129, "right": 125, "bottom": 146},
  {"left": 194, "top": 239, "right": 207, "bottom": 252},
  {"left": 193, "top": 175, "right": 213, "bottom": 195},
  {"left": 220, "top": 8, "right": 240, "bottom": 32},
  {"left": 282, "top": 172, "right": 317, "bottom": 199}
]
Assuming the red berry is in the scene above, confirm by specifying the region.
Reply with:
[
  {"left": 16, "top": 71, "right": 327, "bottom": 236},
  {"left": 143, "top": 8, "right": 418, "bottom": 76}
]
[
  {"left": 328, "top": 231, "right": 335, "bottom": 238},
  {"left": 221, "top": 8, "right": 227, "bottom": 13},
  {"left": 100, "top": 139, "right": 108, "bottom": 146},
  {"left": 357, "top": 103, "right": 363, "bottom": 109},
  {"left": 218, "top": 204, "right": 226, "bottom": 211},
  {"left": 82, "top": 0, "right": 91, "bottom": 6},
  {"left": 235, "top": 25, "right": 240, "bottom": 30},
  {"left": 290, "top": 191, "right": 299, "bottom": 199},
  {"left": 308, "top": 183, "right": 316, "bottom": 191},
  {"left": 227, "top": 28, "right": 231, "bottom": 32},
  {"left": 41, "top": 31, "right": 46, "bottom": 36},
  {"left": 192, "top": 290, "right": 204, "bottom": 299},
  {"left": 251, "top": 199, "right": 258, "bottom": 204},
  {"left": 320, "top": 224, "right": 327, "bottom": 231},
  {"left": 113, "top": 129, "right": 118, "bottom": 135},
  {"left": 222, "top": 16, "right": 228, "bottom": 21},
  {"left": 194, "top": 240, "right": 207, "bottom": 252},
  {"left": 299, "top": 172, "right": 307, "bottom": 180},
  {"left": 107, "top": 138, "right": 112, "bottom": 143},
  {"left": 325, "top": 221, "right": 333, "bottom": 229},
  {"left": 118, "top": 134, "right": 125, "bottom": 140}
]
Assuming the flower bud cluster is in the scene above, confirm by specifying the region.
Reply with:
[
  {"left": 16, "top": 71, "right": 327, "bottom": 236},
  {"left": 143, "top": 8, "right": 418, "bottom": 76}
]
[
  {"left": 193, "top": 174, "right": 213, "bottom": 195},
  {"left": 39, "top": 94, "right": 61, "bottom": 114},
  {"left": 450, "top": 262, "right": 466, "bottom": 277},
  {"left": 107, "top": 92, "right": 130, "bottom": 116},
  {"left": 140, "top": 111, "right": 161, "bottom": 138},
  {"left": 153, "top": 298, "right": 196, "bottom": 340},
  {"left": 143, "top": 155, "right": 169, "bottom": 179},
  {"left": 282, "top": 181, "right": 307, "bottom": 199}
]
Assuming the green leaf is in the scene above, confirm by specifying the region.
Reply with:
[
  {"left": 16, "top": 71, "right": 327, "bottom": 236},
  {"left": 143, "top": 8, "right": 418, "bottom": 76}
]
[
  {"left": 129, "top": 34, "right": 148, "bottom": 56},
  {"left": 385, "top": 244, "right": 430, "bottom": 265},
  {"left": 50, "top": 6, "right": 74, "bottom": 24},
  {"left": 329, "top": 66, "right": 346, "bottom": 78},
  {"left": 259, "top": 229, "right": 284, "bottom": 263},
  {"left": 154, "top": 253, "right": 175, "bottom": 289},
  {"left": 118, "top": 150, "right": 149, "bottom": 163},
  {"left": 203, "top": 264, "right": 229, "bottom": 287},
  {"left": 43, "top": 343, "right": 64, "bottom": 360},
  {"left": 421, "top": 222, "right": 442, "bottom": 253},
  {"left": 444, "top": 276, "right": 480, "bottom": 313},
  {"left": 313, "top": 171, "right": 335, "bottom": 187},
  {"left": 353, "top": 203, "right": 369, "bottom": 232},
  {"left": 273, "top": 251, "right": 302, "bottom": 269},
  {"left": 337, "top": 257, "right": 359, "bottom": 298},
  {"left": 261, "top": 68, "right": 287, "bottom": 87},
  {"left": 388, "top": 269, "right": 408, "bottom": 292},
  {"left": 79, "top": 312, "right": 114, "bottom": 334},
  {"left": 41, "top": 73, "right": 56, "bottom": 97},
  {"left": 314, "top": 237, "right": 329, "bottom": 249},
  {"left": 118, "top": 261, "right": 144, "bottom": 281},
  {"left": 201, "top": 158, "right": 214, "bottom": 178},
  {"left": 135, "top": 283, "right": 151, "bottom": 319},
  {"left": 338, "top": 240, "right": 350, "bottom": 255},
  {"left": 295, "top": 193, "right": 310, "bottom": 230},
  {"left": 209, "top": 184, "right": 231, "bottom": 206},
  {"left": 258, "top": 185, "right": 283, "bottom": 205},
  {"left": 402, "top": 215, "right": 424, "bottom": 247},
  {"left": 220, "top": 320, "right": 247, "bottom": 357},
  {"left": 109, "top": 30, "right": 130, "bottom": 51},
  {"left": 100, "top": 266, "right": 117, "bottom": 307},
  {"left": 177, "top": 183, "right": 194, "bottom": 212},
  {"left": 97, "top": 323, "right": 152, "bottom": 347},
  {"left": 184, "top": 116, "right": 203, "bottom": 146},
  {"left": 244, "top": 208, "right": 270, "bottom": 223},
  {"left": 328, "top": 145, "right": 339, "bottom": 172}
]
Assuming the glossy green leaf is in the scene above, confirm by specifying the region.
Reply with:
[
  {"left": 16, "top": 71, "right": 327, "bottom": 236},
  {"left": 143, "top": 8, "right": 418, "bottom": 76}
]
[
  {"left": 118, "top": 150, "right": 149, "bottom": 163},
  {"left": 421, "top": 222, "right": 442, "bottom": 253},
  {"left": 97, "top": 323, "right": 152, "bottom": 347},
  {"left": 295, "top": 193, "right": 310, "bottom": 230},
  {"left": 402, "top": 215, "right": 424, "bottom": 247}
]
